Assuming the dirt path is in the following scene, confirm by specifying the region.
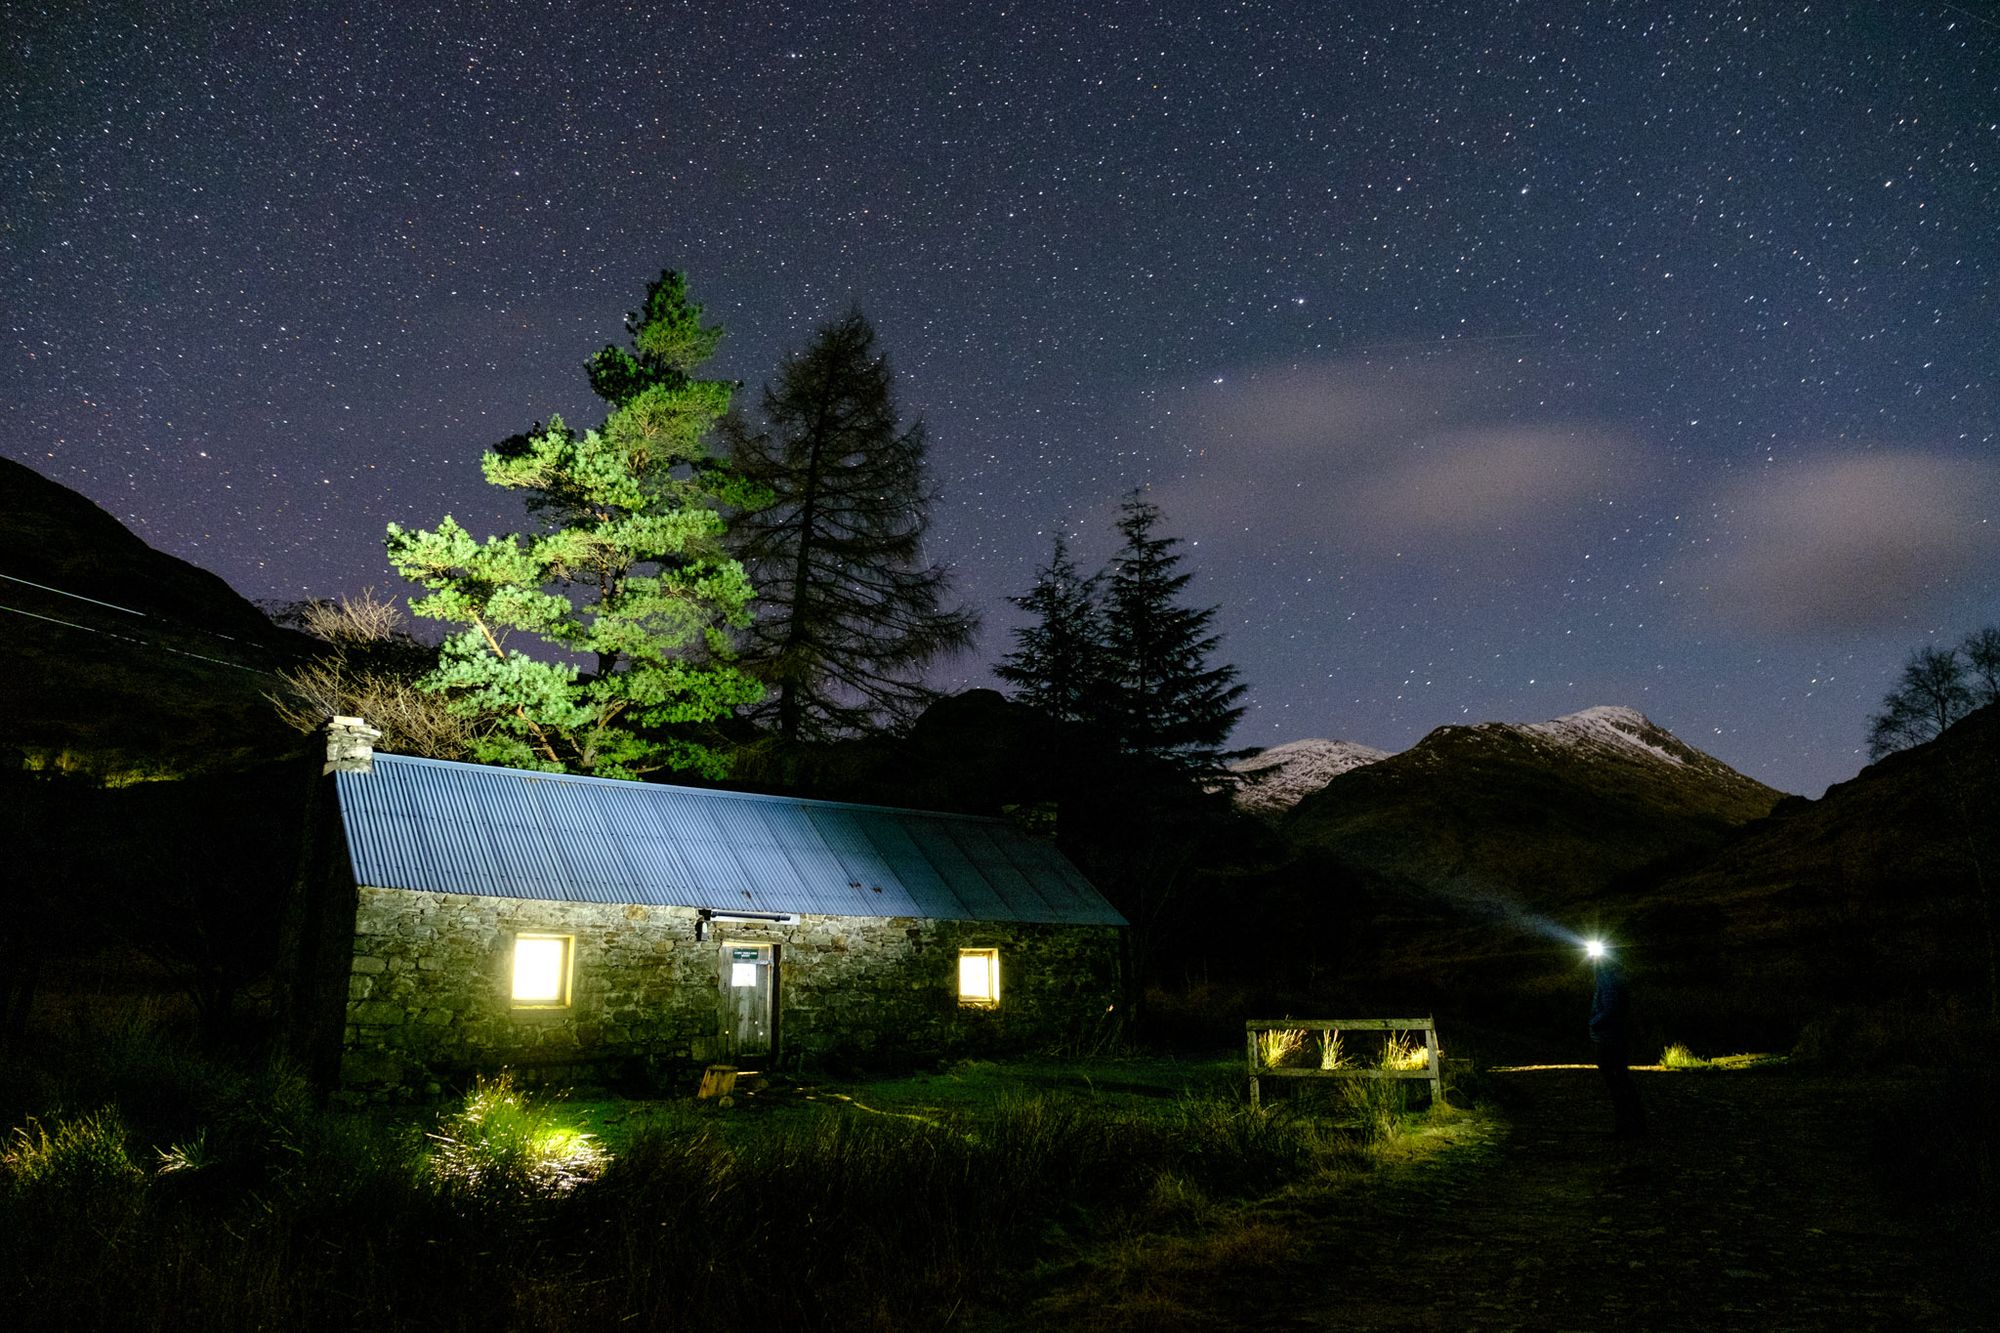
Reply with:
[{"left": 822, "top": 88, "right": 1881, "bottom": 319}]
[{"left": 1253, "top": 1067, "right": 1989, "bottom": 1331}]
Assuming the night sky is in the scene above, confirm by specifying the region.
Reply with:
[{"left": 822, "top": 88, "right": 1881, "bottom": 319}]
[{"left": 6, "top": 2, "right": 1996, "bottom": 796}]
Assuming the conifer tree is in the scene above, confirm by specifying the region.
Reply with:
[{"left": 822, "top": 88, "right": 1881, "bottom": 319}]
[
  {"left": 994, "top": 533, "right": 1105, "bottom": 725},
  {"left": 722, "top": 309, "right": 976, "bottom": 744},
  {"left": 385, "top": 271, "right": 762, "bottom": 779},
  {"left": 1099, "top": 493, "right": 1249, "bottom": 783}
]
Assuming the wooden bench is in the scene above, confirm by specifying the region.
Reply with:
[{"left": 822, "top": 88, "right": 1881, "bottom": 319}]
[{"left": 1245, "top": 1016, "right": 1442, "bottom": 1109}]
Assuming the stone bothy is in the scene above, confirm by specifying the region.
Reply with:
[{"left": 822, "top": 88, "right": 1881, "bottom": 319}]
[{"left": 287, "top": 749, "right": 1125, "bottom": 1101}]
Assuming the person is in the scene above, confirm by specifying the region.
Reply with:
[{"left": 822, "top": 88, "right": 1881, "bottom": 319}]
[{"left": 1588, "top": 948, "right": 1646, "bottom": 1138}]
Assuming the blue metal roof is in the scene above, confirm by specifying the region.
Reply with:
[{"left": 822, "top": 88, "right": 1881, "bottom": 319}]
[{"left": 334, "top": 753, "right": 1125, "bottom": 927}]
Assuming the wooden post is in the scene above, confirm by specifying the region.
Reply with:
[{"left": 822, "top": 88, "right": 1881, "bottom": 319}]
[
  {"left": 1422, "top": 1017, "right": 1443, "bottom": 1106},
  {"left": 1246, "top": 1026, "right": 1262, "bottom": 1110}
]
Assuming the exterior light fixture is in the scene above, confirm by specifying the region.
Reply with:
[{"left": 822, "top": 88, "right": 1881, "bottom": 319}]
[
  {"left": 1584, "top": 939, "right": 1607, "bottom": 960},
  {"left": 696, "top": 908, "right": 800, "bottom": 941}
]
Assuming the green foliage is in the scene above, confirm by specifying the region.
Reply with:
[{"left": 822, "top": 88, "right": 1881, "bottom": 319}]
[
  {"left": 723, "top": 309, "right": 976, "bottom": 746},
  {"left": 1338, "top": 1073, "right": 1415, "bottom": 1145},
  {"left": 387, "top": 271, "right": 763, "bottom": 778},
  {"left": 585, "top": 269, "right": 723, "bottom": 410}
]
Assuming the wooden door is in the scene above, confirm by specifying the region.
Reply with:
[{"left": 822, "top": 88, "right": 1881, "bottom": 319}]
[{"left": 721, "top": 942, "right": 775, "bottom": 1060}]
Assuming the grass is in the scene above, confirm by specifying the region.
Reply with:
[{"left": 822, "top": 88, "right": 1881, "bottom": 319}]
[
  {"left": 1659, "top": 1043, "right": 1779, "bottom": 1071},
  {"left": 0, "top": 1036, "right": 1470, "bottom": 1331},
  {"left": 1380, "top": 1030, "right": 1431, "bottom": 1071},
  {"left": 1257, "top": 1027, "right": 1307, "bottom": 1068},
  {"left": 1318, "top": 1029, "right": 1347, "bottom": 1070},
  {"left": 1661, "top": 1041, "right": 1711, "bottom": 1069},
  {"left": 427, "top": 1073, "right": 607, "bottom": 1200}
]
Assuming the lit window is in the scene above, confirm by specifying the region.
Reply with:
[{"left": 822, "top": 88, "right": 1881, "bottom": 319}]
[
  {"left": 958, "top": 948, "right": 1000, "bottom": 1006},
  {"left": 512, "top": 934, "right": 571, "bottom": 1007}
]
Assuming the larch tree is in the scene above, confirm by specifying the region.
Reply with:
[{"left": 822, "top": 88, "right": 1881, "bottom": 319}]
[
  {"left": 994, "top": 532, "right": 1106, "bottom": 725},
  {"left": 385, "top": 271, "right": 763, "bottom": 779},
  {"left": 1099, "top": 493, "right": 1249, "bottom": 784},
  {"left": 721, "top": 308, "right": 976, "bottom": 746}
]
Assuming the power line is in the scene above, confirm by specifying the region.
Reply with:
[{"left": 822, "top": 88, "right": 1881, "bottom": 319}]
[
  {"left": 0, "top": 600, "right": 279, "bottom": 677},
  {"left": 0, "top": 572, "right": 146, "bottom": 618},
  {"left": 0, "top": 569, "right": 276, "bottom": 651}
]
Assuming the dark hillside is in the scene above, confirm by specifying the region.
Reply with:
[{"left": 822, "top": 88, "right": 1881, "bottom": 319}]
[
  {"left": 1253, "top": 707, "right": 1997, "bottom": 1056},
  {"left": 1148, "top": 709, "right": 1789, "bottom": 1050},
  {"left": 0, "top": 459, "right": 310, "bottom": 779},
  {"left": 1, "top": 751, "right": 318, "bottom": 1042},
  {"left": 1628, "top": 701, "right": 1999, "bottom": 1040}
]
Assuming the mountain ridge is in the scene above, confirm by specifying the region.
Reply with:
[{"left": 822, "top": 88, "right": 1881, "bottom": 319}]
[{"left": 1279, "top": 705, "right": 1784, "bottom": 908}]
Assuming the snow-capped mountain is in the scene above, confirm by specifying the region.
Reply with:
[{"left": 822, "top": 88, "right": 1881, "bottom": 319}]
[
  {"left": 1280, "top": 705, "right": 1783, "bottom": 907},
  {"left": 1231, "top": 737, "right": 1393, "bottom": 820}
]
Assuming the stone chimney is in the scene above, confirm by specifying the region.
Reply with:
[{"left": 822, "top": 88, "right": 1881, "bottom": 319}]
[{"left": 325, "top": 715, "right": 384, "bottom": 775}]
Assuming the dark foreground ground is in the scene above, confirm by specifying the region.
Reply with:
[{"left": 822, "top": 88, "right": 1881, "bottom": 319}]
[{"left": 1230, "top": 1066, "right": 1991, "bottom": 1332}]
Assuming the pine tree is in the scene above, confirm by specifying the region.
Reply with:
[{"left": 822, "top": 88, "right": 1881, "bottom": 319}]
[
  {"left": 721, "top": 309, "right": 976, "bottom": 744},
  {"left": 384, "top": 271, "right": 763, "bottom": 779},
  {"left": 1099, "top": 493, "right": 1249, "bottom": 783},
  {"left": 994, "top": 532, "right": 1105, "bottom": 724}
]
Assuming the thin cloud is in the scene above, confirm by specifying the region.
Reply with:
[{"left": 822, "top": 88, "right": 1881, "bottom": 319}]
[
  {"left": 1693, "top": 452, "right": 2000, "bottom": 633},
  {"left": 1347, "top": 428, "right": 1631, "bottom": 542},
  {"left": 1144, "top": 359, "right": 1645, "bottom": 556}
]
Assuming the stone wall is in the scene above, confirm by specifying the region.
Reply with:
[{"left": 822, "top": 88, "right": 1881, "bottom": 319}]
[{"left": 340, "top": 886, "right": 1123, "bottom": 1100}]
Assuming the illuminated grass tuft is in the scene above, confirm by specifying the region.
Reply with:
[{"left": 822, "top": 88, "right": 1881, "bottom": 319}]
[
  {"left": 1318, "top": 1030, "right": 1348, "bottom": 1070},
  {"left": 1258, "top": 1028, "right": 1307, "bottom": 1068},
  {"left": 428, "top": 1073, "right": 605, "bottom": 1200},
  {"left": 1381, "top": 1031, "right": 1430, "bottom": 1071},
  {"left": 1661, "top": 1042, "right": 1710, "bottom": 1069}
]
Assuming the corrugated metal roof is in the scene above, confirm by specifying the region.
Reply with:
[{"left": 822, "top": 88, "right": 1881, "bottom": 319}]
[{"left": 334, "top": 753, "right": 1125, "bottom": 927}]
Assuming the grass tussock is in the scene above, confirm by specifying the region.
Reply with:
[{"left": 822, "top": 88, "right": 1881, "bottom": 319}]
[
  {"left": 1380, "top": 1031, "right": 1431, "bottom": 1071},
  {"left": 428, "top": 1073, "right": 606, "bottom": 1202},
  {"left": 1318, "top": 1030, "right": 1347, "bottom": 1070},
  {"left": 1661, "top": 1042, "right": 1711, "bottom": 1069},
  {"left": 1257, "top": 1027, "right": 1307, "bottom": 1068}
]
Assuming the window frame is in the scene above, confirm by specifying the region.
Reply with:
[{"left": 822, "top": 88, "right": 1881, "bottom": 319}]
[
  {"left": 510, "top": 932, "right": 574, "bottom": 1009},
  {"left": 957, "top": 947, "right": 1001, "bottom": 1007}
]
